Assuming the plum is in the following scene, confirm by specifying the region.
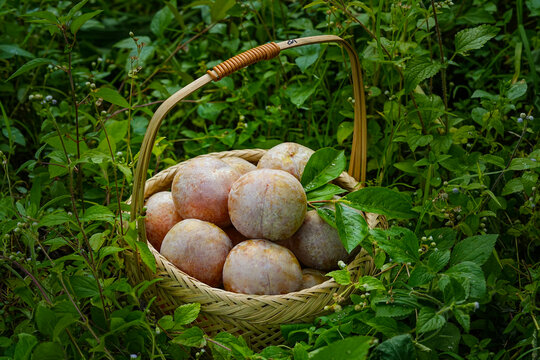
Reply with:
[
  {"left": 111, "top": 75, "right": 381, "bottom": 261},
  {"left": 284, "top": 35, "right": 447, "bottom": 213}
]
[
  {"left": 228, "top": 169, "right": 307, "bottom": 241},
  {"left": 257, "top": 142, "right": 314, "bottom": 180},
  {"left": 222, "top": 239, "right": 302, "bottom": 295},
  {"left": 301, "top": 268, "right": 328, "bottom": 289},
  {"left": 171, "top": 157, "right": 240, "bottom": 226},
  {"left": 160, "top": 219, "right": 232, "bottom": 287},
  {"left": 221, "top": 157, "right": 256, "bottom": 176},
  {"left": 289, "top": 210, "right": 348, "bottom": 271},
  {"left": 144, "top": 191, "right": 182, "bottom": 251}
]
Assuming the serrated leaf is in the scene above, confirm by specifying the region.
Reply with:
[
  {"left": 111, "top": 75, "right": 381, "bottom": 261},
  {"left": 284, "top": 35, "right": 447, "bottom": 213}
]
[
  {"left": 174, "top": 303, "right": 201, "bottom": 325},
  {"left": 14, "top": 333, "right": 38, "bottom": 360},
  {"left": 454, "top": 309, "right": 470, "bottom": 332},
  {"left": 343, "top": 187, "right": 416, "bottom": 219},
  {"left": 449, "top": 234, "right": 498, "bottom": 266},
  {"left": 356, "top": 276, "right": 385, "bottom": 291},
  {"left": 70, "top": 10, "right": 102, "bottom": 34},
  {"left": 95, "top": 88, "right": 130, "bottom": 108},
  {"left": 376, "top": 227, "right": 419, "bottom": 264},
  {"left": 172, "top": 327, "right": 206, "bottom": 347},
  {"left": 501, "top": 178, "right": 524, "bottom": 196},
  {"left": 408, "top": 265, "right": 434, "bottom": 287},
  {"left": 35, "top": 303, "right": 56, "bottom": 337},
  {"left": 370, "top": 334, "right": 415, "bottom": 360},
  {"left": 428, "top": 250, "right": 450, "bottom": 272},
  {"left": 31, "top": 342, "right": 64, "bottom": 360},
  {"left": 508, "top": 158, "right": 540, "bottom": 170},
  {"left": 455, "top": 25, "right": 499, "bottom": 55},
  {"left": 311, "top": 336, "right": 371, "bottom": 360},
  {"left": 326, "top": 269, "right": 351, "bottom": 285},
  {"left": 445, "top": 261, "right": 486, "bottom": 300},
  {"left": 335, "top": 203, "right": 369, "bottom": 253},
  {"left": 417, "top": 307, "right": 446, "bottom": 334},
  {"left": 404, "top": 57, "right": 441, "bottom": 93},
  {"left": 439, "top": 276, "right": 467, "bottom": 304},
  {"left": 69, "top": 275, "right": 99, "bottom": 298},
  {"left": 7, "top": 58, "right": 52, "bottom": 81},
  {"left": 301, "top": 148, "right": 346, "bottom": 192}
]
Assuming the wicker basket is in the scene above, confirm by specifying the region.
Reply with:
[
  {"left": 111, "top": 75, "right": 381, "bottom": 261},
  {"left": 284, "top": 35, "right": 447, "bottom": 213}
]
[{"left": 125, "top": 35, "right": 383, "bottom": 351}]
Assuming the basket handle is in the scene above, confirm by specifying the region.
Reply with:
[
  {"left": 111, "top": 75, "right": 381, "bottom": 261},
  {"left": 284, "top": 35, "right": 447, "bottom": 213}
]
[{"left": 131, "top": 35, "right": 367, "bottom": 227}]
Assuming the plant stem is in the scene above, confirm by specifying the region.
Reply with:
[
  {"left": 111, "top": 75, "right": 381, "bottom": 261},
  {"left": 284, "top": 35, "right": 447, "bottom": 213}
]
[{"left": 430, "top": 0, "right": 449, "bottom": 133}]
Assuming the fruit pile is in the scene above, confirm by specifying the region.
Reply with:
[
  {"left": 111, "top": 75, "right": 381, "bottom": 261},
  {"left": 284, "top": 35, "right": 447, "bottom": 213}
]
[{"left": 144, "top": 143, "right": 348, "bottom": 295}]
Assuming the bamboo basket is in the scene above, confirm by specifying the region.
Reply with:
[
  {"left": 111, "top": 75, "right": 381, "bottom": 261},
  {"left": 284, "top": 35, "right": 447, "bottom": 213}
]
[{"left": 125, "top": 35, "right": 385, "bottom": 351}]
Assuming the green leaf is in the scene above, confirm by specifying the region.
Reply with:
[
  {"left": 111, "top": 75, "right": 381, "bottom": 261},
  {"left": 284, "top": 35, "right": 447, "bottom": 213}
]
[
  {"left": 172, "top": 327, "right": 206, "bottom": 347},
  {"left": 211, "top": 0, "right": 236, "bottom": 22},
  {"left": 295, "top": 44, "right": 321, "bottom": 73},
  {"left": 316, "top": 207, "right": 336, "bottom": 229},
  {"left": 376, "top": 227, "right": 419, "bottom": 264},
  {"left": 501, "top": 178, "right": 524, "bottom": 196},
  {"left": 14, "top": 333, "right": 38, "bottom": 360},
  {"left": 455, "top": 25, "right": 499, "bottom": 55},
  {"left": 69, "top": 275, "right": 99, "bottom": 298},
  {"left": 311, "top": 336, "right": 371, "bottom": 360},
  {"left": 89, "top": 232, "right": 106, "bottom": 251},
  {"left": 39, "top": 211, "right": 71, "bottom": 227},
  {"left": 404, "top": 57, "right": 441, "bottom": 93},
  {"left": 422, "top": 323, "right": 461, "bottom": 353},
  {"left": 98, "top": 246, "right": 124, "bottom": 260},
  {"left": 335, "top": 203, "right": 369, "bottom": 253},
  {"left": 445, "top": 261, "right": 486, "bottom": 300},
  {"left": 301, "top": 148, "right": 346, "bottom": 192},
  {"left": 306, "top": 184, "right": 346, "bottom": 201},
  {"left": 81, "top": 205, "right": 115, "bottom": 224},
  {"left": 70, "top": 10, "right": 102, "bottom": 34},
  {"left": 439, "top": 276, "right": 467, "bottom": 304},
  {"left": 23, "top": 10, "right": 58, "bottom": 24},
  {"left": 174, "top": 303, "right": 201, "bottom": 325},
  {"left": 0, "top": 44, "right": 35, "bottom": 59},
  {"left": 508, "top": 158, "right": 540, "bottom": 170},
  {"left": 95, "top": 88, "right": 130, "bottom": 108},
  {"left": 428, "top": 250, "right": 450, "bottom": 272},
  {"left": 136, "top": 240, "right": 157, "bottom": 273},
  {"left": 35, "top": 303, "right": 56, "bottom": 337},
  {"left": 337, "top": 121, "right": 354, "bottom": 145},
  {"left": 285, "top": 83, "right": 316, "bottom": 107},
  {"left": 31, "top": 342, "right": 64, "bottom": 360},
  {"left": 507, "top": 82, "right": 528, "bottom": 100},
  {"left": 7, "top": 58, "right": 52, "bottom": 81},
  {"left": 343, "top": 187, "right": 416, "bottom": 219},
  {"left": 370, "top": 334, "right": 415, "bottom": 360},
  {"left": 417, "top": 307, "right": 446, "bottom": 334},
  {"left": 449, "top": 234, "right": 498, "bottom": 266},
  {"left": 356, "top": 276, "right": 385, "bottom": 291},
  {"left": 151, "top": 6, "right": 174, "bottom": 37},
  {"left": 408, "top": 265, "right": 434, "bottom": 287},
  {"left": 454, "top": 309, "right": 470, "bottom": 332},
  {"left": 326, "top": 269, "right": 351, "bottom": 285},
  {"left": 66, "top": 0, "right": 90, "bottom": 21}
]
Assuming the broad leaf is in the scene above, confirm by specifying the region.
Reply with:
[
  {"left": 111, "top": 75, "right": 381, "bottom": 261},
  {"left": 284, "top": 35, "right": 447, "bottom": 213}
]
[
  {"left": 439, "top": 276, "right": 467, "bottom": 304},
  {"left": 136, "top": 240, "right": 157, "bottom": 273},
  {"left": 69, "top": 275, "right": 99, "bottom": 298},
  {"left": 454, "top": 309, "right": 470, "bottom": 332},
  {"left": 404, "top": 57, "right": 441, "bottom": 93},
  {"left": 343, "top": 187, "right": 416, "bottom": 219},
  {"left": 508, "top": 158, "right": 540, "bottom": 170},
  {"left": 32, "top": 342, "right": 64, "bottom": 360},
  {"left": 14, "top": 333, "right": 38, "bottom": 360},
  {"left": 449, "top": 234, "right": 498, "bottom": 266},
  {"left": 356, "top": 276, "right": 385, "bottom": 291},
  {"left": 306, "top": 183, "right": 346, "bottom": 201},
  {"left": 211, "top": 0, "right": 235, "bottom": 22},
  {"left": 172, "top": 327, "right": 206, "bottom": 347},
  {"left": 95, "top": 88, "right": 130, "bottom": 108},
  {"left": 0, "top": 44, "right": 35, "bottom": 59},
  {"left": 311, "top": 336, "right": 371, "bottom": 360},
  {"left": 39, "top": 211, "right": 71, "bottom": 227},
  {"left": 417, "top": 307, "right": 446, "bottom": 334},
  {"left": 370, "top": 334, "right": 416, "bottom": 360},
  {"left": 285, "top": 83, "right": 316, "bottom": 107},
  {"left": 81, "top": 205, "right": 115, "bottom": 224},
  {"left": 174, "top": 303, "right": 201, "bottom": 325},
  {"left": 35, "top": 303, "right": 56, "bottom": 337},
  {"left": 455, "top": 25, "right": 499, "bottom": 55},
  {"left": 335, "top": 203, "right": 369, "bottom": 253},
  {"left": 428, "top": 250, "right": 450, "bottom": 272},
  {"left": 408, "top": 265, "right": 434, "bottom": 287},
  {"left": 376, "top": 227, "right": 419, "bottom": 264},
  {"left": 301, "top": 148, "right": 346, "bottom": 192},
  {"left": 445, "top": 261, "right": 486, "bottom": 300},
  {"left": 326, "top": 269, "right": 351, "bottom": 285}
]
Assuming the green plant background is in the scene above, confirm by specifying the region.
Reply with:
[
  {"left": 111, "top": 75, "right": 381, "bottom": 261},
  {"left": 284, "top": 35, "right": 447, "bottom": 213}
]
[{"left": 0, "top": 0, "right": 538, "bottom": 359}]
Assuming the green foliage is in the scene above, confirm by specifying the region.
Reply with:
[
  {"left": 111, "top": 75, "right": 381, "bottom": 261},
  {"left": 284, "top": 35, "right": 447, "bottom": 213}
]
[{"left": 0, "top": 0, "right": 538, "bottom": 359}]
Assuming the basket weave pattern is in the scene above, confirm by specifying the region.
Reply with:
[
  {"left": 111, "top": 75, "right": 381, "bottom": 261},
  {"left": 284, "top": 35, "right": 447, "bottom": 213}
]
[{"left": 125, "top": 149, "right": 383, "bottom": 350}]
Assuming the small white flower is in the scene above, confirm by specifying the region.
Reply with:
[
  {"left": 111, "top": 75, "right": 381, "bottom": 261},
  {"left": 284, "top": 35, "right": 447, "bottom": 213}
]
[
  {"left": 527, "top": 115, "right": 534, "bottom": 121},
  {"left": 337, "top": 260, "right": 346, "bottom": 269},
  {"left": 130, "top": 354, "right": 138, "bottom": 359},
  {"left": 474, "top": 302, "right": 479, "bottom": 311},
  {"left": 45, "top": 95, "right": 53, "bottom": 101},
  {"left": 520, "top": 112, "right": 526, "bottom": 118}
]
